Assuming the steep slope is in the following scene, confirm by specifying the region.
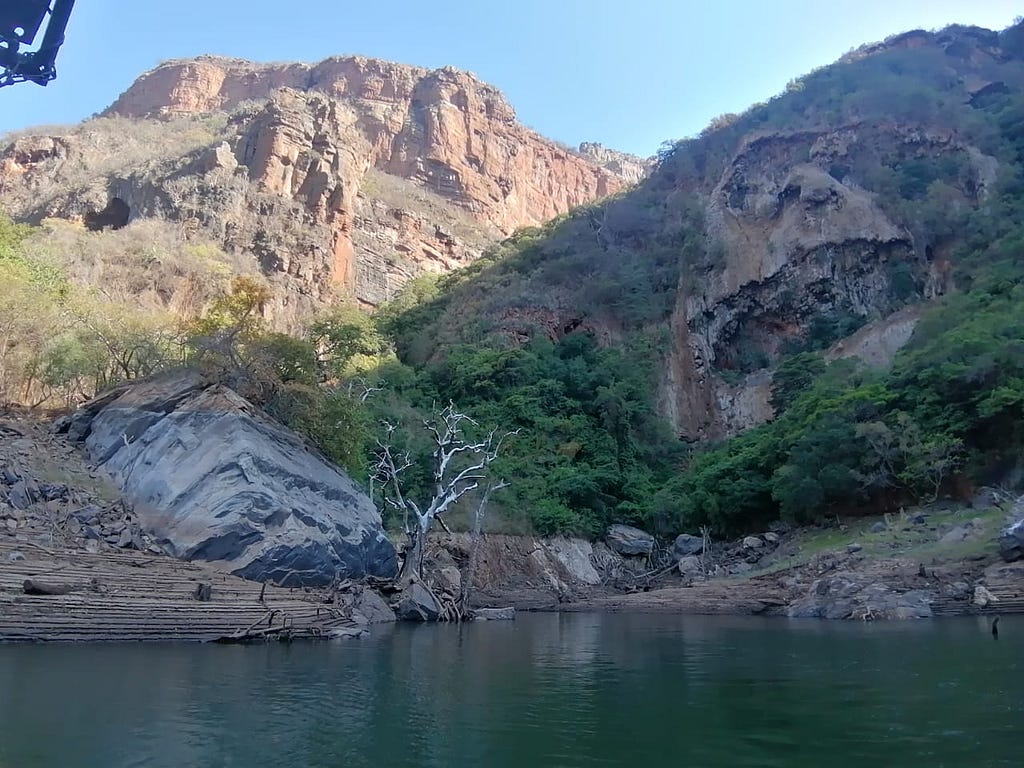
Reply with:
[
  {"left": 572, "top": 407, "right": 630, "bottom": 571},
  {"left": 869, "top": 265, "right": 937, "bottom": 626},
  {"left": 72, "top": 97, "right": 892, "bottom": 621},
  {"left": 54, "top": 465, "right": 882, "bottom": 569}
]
[
  {"left": 371, "top": 22, "right": 1024, "bottom": 535},
  {"left": 398, "top": 24, "right": 1024, "bottom": 440},
  {"left": 0, "top": 55, "right": 646, "bottom": 325}
]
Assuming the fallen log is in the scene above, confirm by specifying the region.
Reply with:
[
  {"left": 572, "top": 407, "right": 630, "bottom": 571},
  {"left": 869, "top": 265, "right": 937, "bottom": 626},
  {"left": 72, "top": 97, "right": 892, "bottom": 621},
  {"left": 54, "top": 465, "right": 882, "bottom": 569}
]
[{"left": 23, "top": 577, "right": 101, "bottom": 595}]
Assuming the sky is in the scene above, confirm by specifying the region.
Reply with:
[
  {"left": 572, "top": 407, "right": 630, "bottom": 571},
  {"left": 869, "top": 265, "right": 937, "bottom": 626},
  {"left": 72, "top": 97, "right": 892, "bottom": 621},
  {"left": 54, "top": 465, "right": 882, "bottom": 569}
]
[{"left": 1, "top": 1, "right": 1021, "bottom": 156}]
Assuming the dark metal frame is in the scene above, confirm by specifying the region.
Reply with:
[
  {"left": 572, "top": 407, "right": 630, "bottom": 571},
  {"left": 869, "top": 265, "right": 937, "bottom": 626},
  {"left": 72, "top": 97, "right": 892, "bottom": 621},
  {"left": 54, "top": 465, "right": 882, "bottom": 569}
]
[{"left": 0, "top": 0, "right": 76, "bottom": 87}]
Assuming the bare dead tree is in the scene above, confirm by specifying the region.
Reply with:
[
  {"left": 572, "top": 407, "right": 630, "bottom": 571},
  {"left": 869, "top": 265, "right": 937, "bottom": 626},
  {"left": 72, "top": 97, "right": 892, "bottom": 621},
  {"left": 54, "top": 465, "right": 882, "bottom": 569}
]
[
  {"left": 460, "top": 479, "right": 509, "bottom": 614},
  {"left": 372, "top": 402, "right": 517, "bottom": 585},
  {"left": 699, "top": 524, "right": 712, "bottom": 576}
]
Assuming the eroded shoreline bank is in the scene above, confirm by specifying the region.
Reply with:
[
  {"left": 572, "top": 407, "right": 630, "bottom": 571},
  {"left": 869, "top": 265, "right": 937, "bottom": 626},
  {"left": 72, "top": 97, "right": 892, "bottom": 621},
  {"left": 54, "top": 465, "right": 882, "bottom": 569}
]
[{"left": 2, "top": 412, "right": 1023, "bottom": 642}]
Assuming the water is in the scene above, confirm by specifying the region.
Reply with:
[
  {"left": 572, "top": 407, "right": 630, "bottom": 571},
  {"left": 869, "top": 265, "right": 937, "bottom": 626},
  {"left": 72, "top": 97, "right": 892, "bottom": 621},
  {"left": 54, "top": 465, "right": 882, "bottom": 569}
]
[{"left": 0, "top": 613, "right": 1020, "bottom": 768}]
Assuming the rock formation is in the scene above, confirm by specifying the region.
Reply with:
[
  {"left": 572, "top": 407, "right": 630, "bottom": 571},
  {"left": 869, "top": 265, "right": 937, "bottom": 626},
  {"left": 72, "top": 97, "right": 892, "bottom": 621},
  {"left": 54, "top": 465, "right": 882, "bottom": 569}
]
[
  {"left": 0, "top": 55, "right": 646, "bottom": 325},
  {"left": 55, "top": 370, "right": 397, "bottom": 586}
]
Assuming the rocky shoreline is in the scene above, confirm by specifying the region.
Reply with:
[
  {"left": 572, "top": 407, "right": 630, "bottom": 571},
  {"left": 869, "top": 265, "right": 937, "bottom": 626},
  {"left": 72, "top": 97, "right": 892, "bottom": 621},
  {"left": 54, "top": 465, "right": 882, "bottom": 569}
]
[{"left": 2, "top": 408, "right": 1023, "bottom": 643}]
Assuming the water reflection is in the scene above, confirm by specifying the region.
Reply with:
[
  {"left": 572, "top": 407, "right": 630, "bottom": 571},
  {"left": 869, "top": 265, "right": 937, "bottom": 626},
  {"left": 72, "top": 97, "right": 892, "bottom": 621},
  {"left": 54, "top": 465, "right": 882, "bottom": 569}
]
[{"left": 0, "top": 614, "right": 1021, "bottom": 768}]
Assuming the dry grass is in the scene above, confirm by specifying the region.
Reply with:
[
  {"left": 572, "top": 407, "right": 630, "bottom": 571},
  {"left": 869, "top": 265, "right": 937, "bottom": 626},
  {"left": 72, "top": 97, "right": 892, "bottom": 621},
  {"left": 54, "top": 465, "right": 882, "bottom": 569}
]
[{"left": 23, "top": 218, "right": 252, "bottom": 316}]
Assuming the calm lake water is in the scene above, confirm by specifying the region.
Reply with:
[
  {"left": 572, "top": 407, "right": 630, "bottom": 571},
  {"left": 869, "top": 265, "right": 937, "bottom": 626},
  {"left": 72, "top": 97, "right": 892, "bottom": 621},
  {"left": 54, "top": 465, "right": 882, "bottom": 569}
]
[{"left": 0, "top": 613, "right": 1021, "bottom": 767}]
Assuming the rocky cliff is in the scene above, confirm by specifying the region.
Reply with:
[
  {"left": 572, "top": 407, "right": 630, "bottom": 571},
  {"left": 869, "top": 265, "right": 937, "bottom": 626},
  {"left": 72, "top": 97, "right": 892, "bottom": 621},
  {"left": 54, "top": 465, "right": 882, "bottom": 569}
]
[{"left": 0, "top": 55, "right": 645, "bottom": 322}]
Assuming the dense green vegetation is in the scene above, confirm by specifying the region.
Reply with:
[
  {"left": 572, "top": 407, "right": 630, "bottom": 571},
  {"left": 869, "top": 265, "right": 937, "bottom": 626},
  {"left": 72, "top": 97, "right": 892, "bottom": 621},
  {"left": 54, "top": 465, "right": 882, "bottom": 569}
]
[{"left": 3, "top": 21, "right": 1024, "bottom": 541}]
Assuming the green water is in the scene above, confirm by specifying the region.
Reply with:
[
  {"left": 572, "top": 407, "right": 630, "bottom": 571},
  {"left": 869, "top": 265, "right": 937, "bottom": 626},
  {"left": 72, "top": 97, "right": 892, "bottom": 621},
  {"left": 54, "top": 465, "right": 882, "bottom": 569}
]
[{"left": 0, "top": 614, "right": 1020, "bottom": 767}]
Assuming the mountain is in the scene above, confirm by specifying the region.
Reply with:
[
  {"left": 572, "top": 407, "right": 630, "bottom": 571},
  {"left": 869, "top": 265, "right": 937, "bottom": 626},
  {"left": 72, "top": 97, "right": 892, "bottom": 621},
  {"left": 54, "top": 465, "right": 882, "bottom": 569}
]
[
  {"left": 396, "top": 24, "right": 1024, "bottom": 440},
  {"left": 3, "top": 23, "right": 1024, "bottom": 540},
  {"left": 373, "top": 22, "right": 1024, "bottom": 534},
  {"left": 0, "top": 55, "right": 647, "bottom": 324}
]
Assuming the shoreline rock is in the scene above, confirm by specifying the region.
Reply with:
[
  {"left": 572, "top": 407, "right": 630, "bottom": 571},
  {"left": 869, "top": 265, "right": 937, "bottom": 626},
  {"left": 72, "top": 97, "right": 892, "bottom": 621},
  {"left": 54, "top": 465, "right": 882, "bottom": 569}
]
[{"left": 56, "top": 371, "right": 397, "bottom": 587}]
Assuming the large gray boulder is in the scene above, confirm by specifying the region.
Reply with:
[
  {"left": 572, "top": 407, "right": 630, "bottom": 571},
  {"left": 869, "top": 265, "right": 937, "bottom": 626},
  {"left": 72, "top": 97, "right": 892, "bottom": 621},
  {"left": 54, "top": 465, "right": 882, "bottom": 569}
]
[
  {"left": 606, "top": 524, "right": 655, "bottom": 557},
  {"left": 56, "top": 371, "right": 396, "bottom": 587},
  {"left": 998, "top": 497, "right": 1024, "bottom": 562}
]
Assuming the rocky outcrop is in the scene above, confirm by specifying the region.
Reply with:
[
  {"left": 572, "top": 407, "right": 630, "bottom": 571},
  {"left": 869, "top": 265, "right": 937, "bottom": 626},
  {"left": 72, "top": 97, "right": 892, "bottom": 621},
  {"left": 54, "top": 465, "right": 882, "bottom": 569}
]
[
  {"left": 998, "top": 498, "right": 1024, "bottom": 562},
  {"left": 0, "top": 56, "right": 644, "bottom": 326},
  {"left": 660, "top": 120, "right": 991, "bottom": 439},
  {"left": 55, "top": 371, "right": 397, "bottom": 587},
  {"left": 787, "top": 574, "right": 934, "bottom": 620},
  {"left": 576, "top": 142, "right": 652, "bottom": 185}
]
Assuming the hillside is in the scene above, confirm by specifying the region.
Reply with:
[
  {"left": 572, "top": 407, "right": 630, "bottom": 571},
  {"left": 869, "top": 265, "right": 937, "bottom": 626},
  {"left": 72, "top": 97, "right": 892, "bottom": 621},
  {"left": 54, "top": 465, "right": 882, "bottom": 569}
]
[
  {"left": 0, "top": 55, "right": 647, "bottom": 325},
  {"left": 2, "top": 23, "right": 1024, "bottom": 542},
  {"left": 368, "top": 22, "right": 1024, "bottom": 535}
]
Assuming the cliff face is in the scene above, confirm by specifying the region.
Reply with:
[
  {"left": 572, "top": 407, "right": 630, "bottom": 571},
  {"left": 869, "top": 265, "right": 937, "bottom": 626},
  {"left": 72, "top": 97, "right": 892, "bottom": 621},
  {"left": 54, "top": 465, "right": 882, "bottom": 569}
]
[{"left": 0, "top": 55, "right": 645, "bottom": 322}]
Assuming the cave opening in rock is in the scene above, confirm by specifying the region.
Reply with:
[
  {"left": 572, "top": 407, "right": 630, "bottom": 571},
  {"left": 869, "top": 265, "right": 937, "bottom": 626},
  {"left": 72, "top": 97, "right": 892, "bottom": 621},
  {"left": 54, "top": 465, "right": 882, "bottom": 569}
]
[{"left": 84, "top": 197, "right": 130, "bottom": 231}]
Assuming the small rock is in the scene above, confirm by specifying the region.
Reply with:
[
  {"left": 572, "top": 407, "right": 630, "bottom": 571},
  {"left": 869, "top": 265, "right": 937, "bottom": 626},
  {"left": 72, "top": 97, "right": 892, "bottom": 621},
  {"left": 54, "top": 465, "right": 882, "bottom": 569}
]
[
  {"left": 329, "top": 627, "right": 368, "bottom": 639},
  {"left": 473, "top": 607, "right": 516, "bottom": 621},
  {"left": 2, "top": 467, "right": 19, "bottom": 485},
  {"left": 5, "top": 518, "right": 17, "bottom": 532},
  {"left": 870, "top": 522, "right": 888, "bottom": 534},
  {"left": 116, "top": 528, "right": 135, "bottom": 549},
  {"left": 847, "top": 542, "right": 863, "bottom": 553},
  {"left": 8, "top": 480, "right": 36, "bottom": 510},
  {"left": 743, "top": 536, "right": 764, "bottom": 550},
  {"left": 38, "top": 483, "right": 69, "bottom": 502},
  {"left": 72, "top": 504, "right": 102, "bottom": 525},
  {"left": 7, "top": 550, "right": 25, "bottom": 562},
  {"left": 909, "top": 513, "right": 927, "bottom": 525},
  {"left": 974, "top": 585, "right": 998, "bottom": 607},
  {"left": 763, "top": 532, "right": 780, "bottom": 545},
  {"left": 939, "top": 525, "right": 974, "bottom": 545},
  {"left": 84, "top": 539, "right": 101, "bottom": 554}
]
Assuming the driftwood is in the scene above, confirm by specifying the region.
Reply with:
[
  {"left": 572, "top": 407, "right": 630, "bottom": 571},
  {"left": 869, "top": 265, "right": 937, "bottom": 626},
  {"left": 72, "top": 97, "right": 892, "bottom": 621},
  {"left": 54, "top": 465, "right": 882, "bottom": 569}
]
[{"left": 23, "top": 577, "right": 101, "bottom": 596}]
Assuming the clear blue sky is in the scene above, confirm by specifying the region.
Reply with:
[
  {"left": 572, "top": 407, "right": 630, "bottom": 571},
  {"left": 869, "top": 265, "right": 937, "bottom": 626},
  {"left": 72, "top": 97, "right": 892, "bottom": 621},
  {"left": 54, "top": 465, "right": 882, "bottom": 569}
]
[{"left": 1, "top": 1, "right": 1020, "bottom": 156}]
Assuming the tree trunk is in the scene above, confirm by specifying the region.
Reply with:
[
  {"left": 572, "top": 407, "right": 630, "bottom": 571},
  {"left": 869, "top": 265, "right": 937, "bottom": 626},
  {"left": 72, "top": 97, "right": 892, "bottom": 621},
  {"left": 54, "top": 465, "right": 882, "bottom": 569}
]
[
  {"left": 398, "top": 530, "right": 425, "bottom": 585},
  {"left": 461, "top": 482, "right": 503, "bottom": 613}
]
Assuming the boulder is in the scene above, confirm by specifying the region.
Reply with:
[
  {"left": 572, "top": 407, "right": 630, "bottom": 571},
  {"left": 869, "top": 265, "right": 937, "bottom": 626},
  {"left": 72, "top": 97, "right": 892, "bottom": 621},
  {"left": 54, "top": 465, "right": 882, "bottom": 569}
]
[
  {"left": 763, "top": 532, "right": 780, "bottom": 545},
  {"left": 57, "top": 371, "right": 397, "bottom": 587},
  {"left": 974, "top": 585, "right": 998, "bottom": 607},
  {"left": 870, "top": 521, "right": 888, "bottom": 534},
  {"left": 998, "top": 501, "right": 1024, "bottom": 562},
  {"left": 672, "top": 533, "right": 704, "bottom": 558},
  {"left": 473, "top": 607, "right": 515, "bottom": 621},
  {"left": 545, "top": 537, "right": 602, "bottom": 585},
  {"left": 351, "top": 588, "right": 396, "bottom": 624},
  {"left": 606, "top": 524, "right": 655, "bottom": 556},
  {"left": 395, "top": 583, "right": 440, "bottom": 622},
  {"left": 743, "top": 536, "right": 764, "bottom": 550}
]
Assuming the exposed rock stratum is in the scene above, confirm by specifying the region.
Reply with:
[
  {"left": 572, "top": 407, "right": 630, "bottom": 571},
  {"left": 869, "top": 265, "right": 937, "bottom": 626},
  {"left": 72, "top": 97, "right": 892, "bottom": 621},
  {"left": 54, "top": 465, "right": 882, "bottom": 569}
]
[
  {"left": 55, "top": 370, "right": 397, "bottom": 586},
  {"left": 0, "top": 55, "right": 646, "bottom": 326}
]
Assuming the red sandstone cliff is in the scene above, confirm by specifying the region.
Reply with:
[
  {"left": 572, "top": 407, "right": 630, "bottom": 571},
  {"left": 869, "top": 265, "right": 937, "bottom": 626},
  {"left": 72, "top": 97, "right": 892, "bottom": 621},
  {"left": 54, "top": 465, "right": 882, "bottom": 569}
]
[{"left": 0, "top": 55, "right": 645, "bottom": 319}]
